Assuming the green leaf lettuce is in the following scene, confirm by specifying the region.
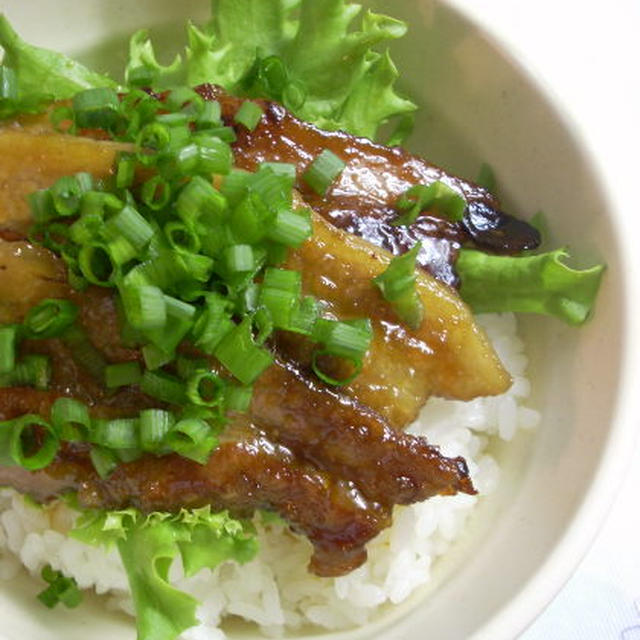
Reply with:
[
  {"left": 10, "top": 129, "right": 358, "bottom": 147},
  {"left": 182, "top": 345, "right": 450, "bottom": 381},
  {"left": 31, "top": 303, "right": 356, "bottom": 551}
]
[
  {"left": 71, "top": 506, "right": 258, "bottom": 640},
  {"left": 457, "top": 248, "right": 605, "bottom": 325},
  {"left": 0, "top": 14, "right": 115, "bottom": 117}
]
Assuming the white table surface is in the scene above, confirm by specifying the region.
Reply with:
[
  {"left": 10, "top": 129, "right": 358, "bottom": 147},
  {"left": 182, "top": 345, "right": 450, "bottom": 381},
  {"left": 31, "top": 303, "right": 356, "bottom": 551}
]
[{"left": 454, "top": 1, "right": 640, "bottom": 637}]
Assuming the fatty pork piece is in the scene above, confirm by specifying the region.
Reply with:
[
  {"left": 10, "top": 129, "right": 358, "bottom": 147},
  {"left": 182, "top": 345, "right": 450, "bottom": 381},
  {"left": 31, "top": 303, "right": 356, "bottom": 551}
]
[
  {"left": 197, "top": 84, "right": 541, "bottom": 286},
  {"left": 0, "top": 125, "right": 126, "bottom": 234},
  {"left": 0, "top": 404, "right": 391, "bottom": 577},
  {"left": 0, "top": 278, "right": 474, "bottom": 578},
  {"left": 282, "top": 203, "right": 511, "bottom": 427},
  {"left": 1, "top": 87, "right": 539, "bottom": 286},
  {"left": 0, "top": 129, "right": 510, "bottom": 412},
  {"left": 0, "top": 241, "right": 476, "bottom": 507}
]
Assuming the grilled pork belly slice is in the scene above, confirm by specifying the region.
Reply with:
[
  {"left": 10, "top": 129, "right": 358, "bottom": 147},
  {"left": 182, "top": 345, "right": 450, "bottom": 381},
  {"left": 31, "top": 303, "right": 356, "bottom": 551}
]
[
  {"left": 196, "top": 84, "right": 540, "bottom": 286},
  {"left": 282, "top": 205, "right": 510, "bottom": 427},
  {"left": 250, "top": 358, "right": 475, "bottom": 506},
  {"left": 0, "top": 127, "right": 127, "bottom": 234},
  {"left": 0, "top": 130, "right": 509, "bottom": 407},
  {"left": 0, "top": 408, "right": 390, "bottom": 577}
]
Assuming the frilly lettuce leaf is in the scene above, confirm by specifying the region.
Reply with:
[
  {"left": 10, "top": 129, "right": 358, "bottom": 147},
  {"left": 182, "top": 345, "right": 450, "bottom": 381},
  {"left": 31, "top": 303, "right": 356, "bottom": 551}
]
[
  {"left": 71, "top": 506, "right": 258, "bottom": 640},
  {"left": 457, "top": 248, "right": 605, "bottom": 325},
  {"left": 124, "top": 29, "right": 182, "bottom": 87},
  {"left": 172, "top": 0, "right": 416, "bottom": 140},
  {"left": 0, "top": 2, "right": 415, "bottom": 140},
  {"left": 0, "top": 13, "right": 115, "bottom": 117}
]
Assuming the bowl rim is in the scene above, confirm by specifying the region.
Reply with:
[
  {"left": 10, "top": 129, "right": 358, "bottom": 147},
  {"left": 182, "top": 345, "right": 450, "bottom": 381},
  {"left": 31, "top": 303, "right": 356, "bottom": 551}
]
[
  {"left": 443, "top": 3, "right": 640, "bottom": 637},
  {"left": 0, "top": 2, "right": 639, "bottom": 639}
]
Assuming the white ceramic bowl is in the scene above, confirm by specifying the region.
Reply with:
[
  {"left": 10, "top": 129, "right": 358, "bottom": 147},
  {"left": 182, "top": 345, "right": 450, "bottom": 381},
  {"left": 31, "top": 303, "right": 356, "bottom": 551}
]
[{"left": 1, "top": 1, "right": 638, "bottom": 639}]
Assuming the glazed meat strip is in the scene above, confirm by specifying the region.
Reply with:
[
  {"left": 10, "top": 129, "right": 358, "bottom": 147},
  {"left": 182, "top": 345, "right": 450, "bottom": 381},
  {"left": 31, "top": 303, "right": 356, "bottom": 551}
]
[
  {"left": 0, "top": 125, "right": 127, "bottom": 234},
  {"left": 0, "top": 239, "right": 476, "bottom": 543},
  {"left": 0, "top": 133, "right": 509, "bottom": 411},
  {"left": 250, "top": 358, "right": 475, "bottom": 506},
  {"left": 281, "top": 202, "right": 510, "bottom": 427},
  {"left": 196, "top": 84, "right": 540, "bottom": 286},
  {"left": 0, "top": 405, "right": 390, "bottom": 577},
  {"left": 1, "top": 88, "right": 539, "bottom": 287}
]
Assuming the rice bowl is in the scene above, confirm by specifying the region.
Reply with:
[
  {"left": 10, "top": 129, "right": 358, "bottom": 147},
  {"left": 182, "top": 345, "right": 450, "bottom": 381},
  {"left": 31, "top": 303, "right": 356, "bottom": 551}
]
[{"left": 0, "top": 1, "right": 636, "bottom": 640}]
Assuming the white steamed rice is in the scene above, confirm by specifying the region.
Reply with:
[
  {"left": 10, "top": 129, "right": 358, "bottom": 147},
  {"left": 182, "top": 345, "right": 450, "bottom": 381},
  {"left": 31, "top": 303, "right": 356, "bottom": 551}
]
[{"left": 0, "top": 312, "right": 539, "bottom": 638}]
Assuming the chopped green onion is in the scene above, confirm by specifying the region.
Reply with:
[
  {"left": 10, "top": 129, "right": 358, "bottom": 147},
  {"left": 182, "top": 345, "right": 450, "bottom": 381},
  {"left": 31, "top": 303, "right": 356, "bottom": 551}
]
[
  {"left": 252, "top": 307, "right": 273, "bottom": 345},
  {"left": 141, "top": 176, "right": 172, "bottom": 211},
  {"left": 288, "top": 296, "right": 319, "bottom": 335},
  {"left": 7, "top": 355, "right": 51, "bottom": 390},
  {"left": 191, "top": 295, "right": 234, "bottom": 354},
  {"left": 139, "top": 409, "right": 174, "bottom": 452},
  {"left": 72, "top": 87, "right": 120, "bottom": 130},
  {"left": 0, "top": 325, "right": 18, "bottom": 374},
  {"left": 120, "top": 285, "right": 167, "bottom": 330},
  {"left": 51, "top": 174, "right": 92, "bottom": 217},
  {"left": 196, "top": 101, "right": 221, "bottom": 129},
  {"left": 312, "top": 318, "right": 372, "bottom": 361},
  {"left": 7, "top": 414, "right": 59, "bottom": 471},
  {"left": 220, "top": 169, "right": 251, "bottom": 207},
  {"left": 28, "top": 189, "right": 55, "bottom": 224},
  {"left": 140, "top": 370, "right": 187, "bottom": 405},
  {"left": 303, "top": 150, "right": 346, "bottom": 196},
  {"left": 89, "top": 445, "right": 119, "bottom": 479},
  {"left": 311, "top": 351, "right": 363, "bottom": 387},
  {"left": 176, "top": 176, "right": 227, "bottom": 225},
  {"left": 225, "top": 384, "right": 253, "bottom": 412},
  {"left": 165, "top": 418, "right": 217, "bottom": 464},
  {"left": 141, "top": 344, "right": 172, "bottom": 370},
  {"left": 23, "top": 299, "right": 78, "bottom": 339},
  {"left": 214, "top": 317, "right": 274, "bottom": 385},
  {"left": 373, "top": 244, "right": 424, "bottom": 329},
  {"left": 104, "top": 204, "right": 154, "bottom": 251},
  {"left": 156, "top": 112, "right": 191, "bottom": 127},
  {"left": 136, "top": 122, "right": 171, "bottom": 163},
  {"left": 51, "top": 397, "right": 90, "bottom": 442},
  {"left": 92, "top": 418, "right": 139, "bottom": 450},
  {"left": 258, "top": 287, "right": 297, "bottom": 329},
  {"left": 78, "top": 243, "right": 116, "bottom": 287},
  {"left": 164, "top": 222, "right": 201, "bottom": 254},
  {"left": 197, "top": 138, "right": 233, "bottom": 175},
  {"left": 105, "top": 362, "right": 142, "bottom": 389},
  {"left": 234, "top": 101, "right": 263, "bottom": 131},
  {"left": 116, "top": 153, "right": 136, "bottom": 189},
  {"left": 195, "top": 125, "right": 237, "bottom": 144},
  {"left": 165, "top": 87, "right": 202, "bottom": 112},
  {"left": 186, "top": 370, "right": 226, "bottom": 408},
  {"left": 266, "top": 208, "right": 312, "bottom": 247},
  {"left": 224, "top": 244, "right": 254, "bottom": 273},
  {"left": 37, "top": 565, "right": 82, "bottom": 609},
  {"left": 393, "top": 181, "right": 467, "bottom": 226},
  {"left": 229, "top": 192, "right": 270, "bottom": 244}
]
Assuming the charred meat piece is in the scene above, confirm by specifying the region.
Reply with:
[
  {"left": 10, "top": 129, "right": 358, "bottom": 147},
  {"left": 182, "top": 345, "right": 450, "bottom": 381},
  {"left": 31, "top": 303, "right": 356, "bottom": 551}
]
[
  {"left": 281, "top": 207, "right": 511, "bottom": 426},
  {"left": 196, "top": 84, "right": 540, "bottom": 284},
  {"left": 0, "top": 239, "right": 477, "bottom": 575},
  {"left": 0, "top": 136, "right": 509, "bottom": 409},
  {"left": 250, "top": 358, "right": 475, "bottom": 506},
  {"left": 0, "top": 410, "right": 391, "bottom": 577}
]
